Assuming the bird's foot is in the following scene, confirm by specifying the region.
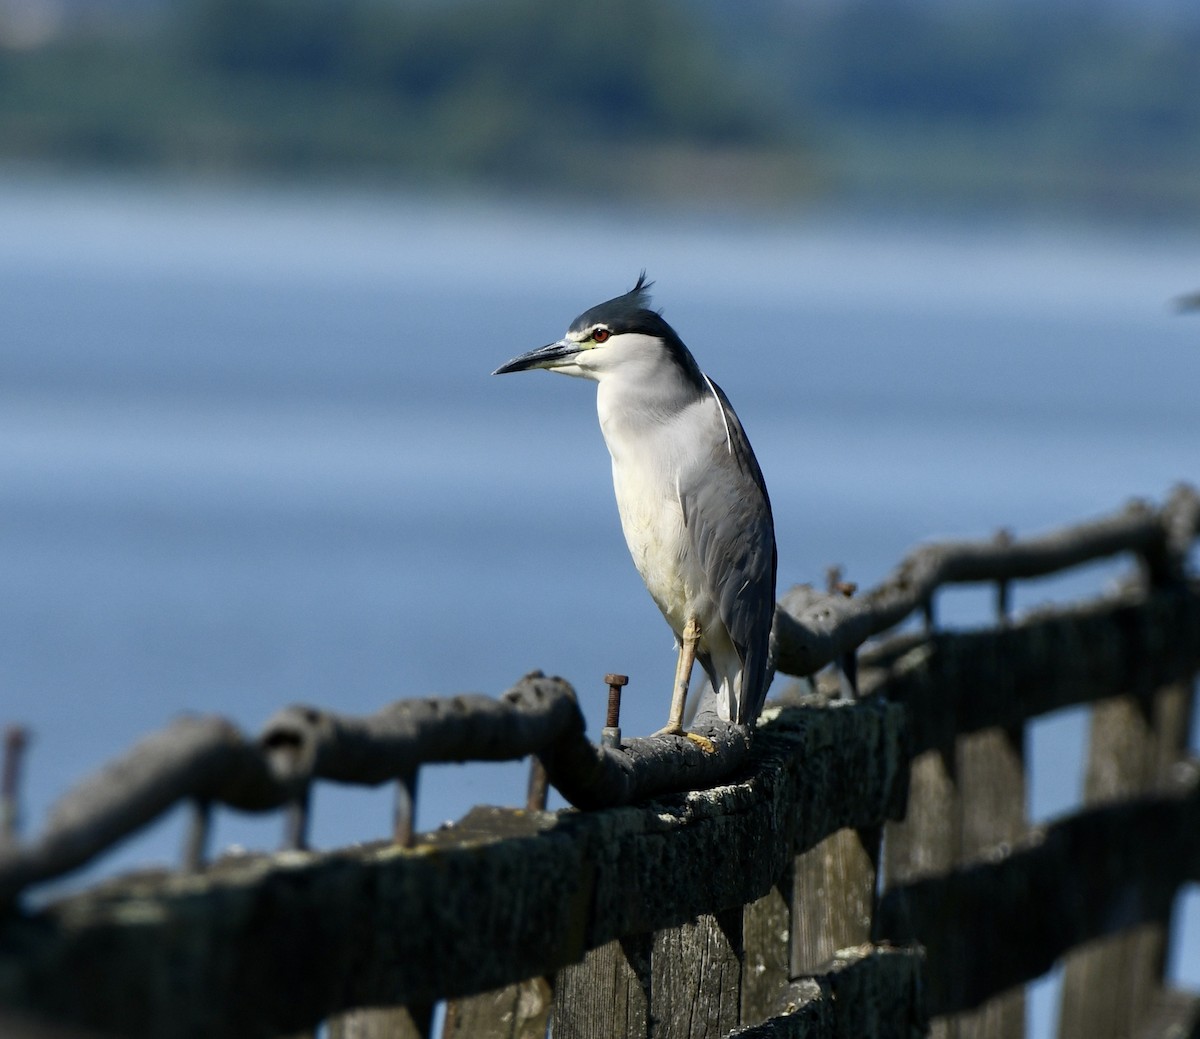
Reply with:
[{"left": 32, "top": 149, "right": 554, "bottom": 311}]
[{"left": 651, "top": 724, "right": 717, "bottom": 754}]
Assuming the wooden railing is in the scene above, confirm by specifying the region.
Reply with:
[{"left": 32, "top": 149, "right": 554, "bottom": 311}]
[{"left": 0, "top": 485, "right": 1197, "bottom": 1038}]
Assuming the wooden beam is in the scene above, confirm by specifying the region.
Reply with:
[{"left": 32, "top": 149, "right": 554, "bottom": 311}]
[{"left": 872, "top": 584, "right": 1200, "bottom": 756}]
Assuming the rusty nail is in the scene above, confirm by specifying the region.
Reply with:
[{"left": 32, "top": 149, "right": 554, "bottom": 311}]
[
  {"left": 825, "top": 565, "right": 855, "bottom": 598},
  {"left": 995, "top": 529, "right": 1013, "bottom": 625},
  {"left": 282, "top": 787, "right": 311, "bottom": 852},
  {"left": 526, "top": 758, "right": 549, "bottom": 812},
  {"left": 182, "top": 799, "right": 211, "bottom": 873},
  {"left": 996, "top": 580, "right": 1011, "bottom": 624}
]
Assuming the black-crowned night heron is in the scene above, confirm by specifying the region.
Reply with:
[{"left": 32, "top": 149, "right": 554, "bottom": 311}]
[{"left": 494, "top": 275, "right": 777, "bottom": 738}]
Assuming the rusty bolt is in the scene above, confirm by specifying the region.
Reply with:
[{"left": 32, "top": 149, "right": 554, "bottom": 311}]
[{"left": 605, "top": 674, "right": 629, "bottom": 728}]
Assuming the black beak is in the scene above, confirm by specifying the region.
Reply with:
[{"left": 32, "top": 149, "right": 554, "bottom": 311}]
[{"left": 492, "top": 339, "right": 580, "bottom": 375}]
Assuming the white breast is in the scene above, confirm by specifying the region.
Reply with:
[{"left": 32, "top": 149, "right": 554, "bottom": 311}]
[{"left": 597, "top": 376, "right": 723, "bottom": 638}]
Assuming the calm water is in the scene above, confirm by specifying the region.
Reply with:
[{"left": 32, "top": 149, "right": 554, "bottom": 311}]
[{"left": 2, "top": 177, "right": 1198, "bottom": 1022}]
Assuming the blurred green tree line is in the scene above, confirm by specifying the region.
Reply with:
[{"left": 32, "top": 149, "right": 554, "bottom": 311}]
[{"left": 1, "top": 0, "right": 1198, "bottom": 216}]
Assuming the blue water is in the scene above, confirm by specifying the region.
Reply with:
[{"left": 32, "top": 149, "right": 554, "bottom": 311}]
[{"left": 2, "top": 177, "right": 1198, "bottom": 1027}]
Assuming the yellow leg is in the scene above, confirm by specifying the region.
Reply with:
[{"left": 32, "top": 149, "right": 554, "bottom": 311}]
[{"left": 654, "top": 618, "right": 715, "bottom": 752}]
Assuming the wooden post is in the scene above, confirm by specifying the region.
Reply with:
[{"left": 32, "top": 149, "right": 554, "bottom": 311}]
[
  {"left": 328, "top": 1004, "right": 432, "bottom": 1039},
  {"left": 1057, "top": 682, "right": 1194, "bottom": 1039},
  {"left": 441, "top": 980, "right": 552, "bottom": 1039},
  {"left": 885, "top": 745, "right": 961, "bottom": 887},
  {"left": 650, "top": 908, "right": 744, "bottom": 1038},
  {"left": 950, "top": 723, "right": 1026, "bottom": 1039},
  {"left": 883, "top": 744, "right": 962, "bottom": 1039},
  {"left": 791, "top": 827, "right": 880, "bottom": 976},
  {"left": 741, "top": 865, "right": 793, "bottom": 1024},
  {"left": 554, "top": 935, "right": 651, "bottom": 1039},
  {"left": 883, "top": 721, "right": 1027, "bottom": 1039}
]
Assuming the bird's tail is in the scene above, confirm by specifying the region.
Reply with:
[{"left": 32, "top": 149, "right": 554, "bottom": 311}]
[
  {"left": 687, "top": 655, "right": 741, "bottom": 727},
  {"left": 689, "top": 646, "right": 775, "bottom": 728}
]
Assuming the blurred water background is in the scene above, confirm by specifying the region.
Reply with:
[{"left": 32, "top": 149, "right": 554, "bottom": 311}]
[{"left": 2, "top": 0, "right": 1199, "bottom": 1034}]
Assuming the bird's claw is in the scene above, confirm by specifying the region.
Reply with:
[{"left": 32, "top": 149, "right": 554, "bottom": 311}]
[{"left": 651, "top": 725, "right": 717, "bottom": 754}]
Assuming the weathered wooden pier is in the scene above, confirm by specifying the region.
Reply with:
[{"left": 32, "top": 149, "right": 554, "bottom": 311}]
[{"left": 1, "top": 486, "right": 1198, "bottom": 1038}]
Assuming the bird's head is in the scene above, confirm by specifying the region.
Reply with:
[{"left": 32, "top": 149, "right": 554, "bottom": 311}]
[{"left": 492, "top": 273, "right": 702, "bottom": 386}]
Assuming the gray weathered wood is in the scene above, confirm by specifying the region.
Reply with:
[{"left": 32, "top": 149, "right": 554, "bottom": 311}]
[
  {"left": 742, "top": 871, "right": 793, "bottom": 1024},
  {"left": 650, "top": 908, "right": 743, "bottom": 1038},
  {"left": 328, "top": 1004, "right": 431, "bottom": 1039},
  {"left": 945, "top": 724, "right": 1026, "bottom": 1039},
  {"left": 0, "top": 675, "right": 758, "bottom": 903},
  {"left": 0, "top": 491, "right": 1195, "bottom": 1037},
  {"left": 553, "top": 936, "right": 650, "bottom": 1039},
  {"left": 878, "top": 760, "right": 1200, "bottom": 1017},
  {"left": 0, "top": 699, "right": 907, "bottom": 1039},
  {"left": 2, "top": 491, "right": 1196, "bottom": 905},
  {"left": 884, "top": 746, "right": 960, "bottom": 888},
  {"left": 881, "top": 743, "right": 961, "bottom": 1039},
  {"left": 872, "top": 584, "right": 1200, "bottom": 755},
  {"left": 775, "top": 487, "right": 1199, "bottom": 679},
  {"left": 441, "top": 980, "right": 550, "bottom": 1039},
  {"left": 790, "top": 827, "right": 879, "bottom": 976},
  {"left": 1058, "top": 682, "right": 1194, "bottom": 1039},
  {"left": 1136, "top": 988, "right": 1200, "bottom": 1039}
]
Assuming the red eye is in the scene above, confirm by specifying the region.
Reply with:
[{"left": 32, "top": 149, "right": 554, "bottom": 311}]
[{"left": 592, "top": 327, "right": 611, "bottom": 343}]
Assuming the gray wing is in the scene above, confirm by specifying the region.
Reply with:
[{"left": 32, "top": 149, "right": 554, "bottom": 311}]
[{"left": 682, "top": 378, "right": 777, "bottom": 724}]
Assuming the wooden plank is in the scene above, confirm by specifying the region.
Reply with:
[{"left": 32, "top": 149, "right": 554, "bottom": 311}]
[
  {"left": 0, "top": 699, "right": 908, "bottom": 1039},
  {"left": 884, "top": 746, "right": 960, "bottom": 888},
  {"left": 650, "top": 908, "right": 743, "bottom": 1038},
  {"left": 328, "top": 1004, "right": 431, "bottom": 1038},
  {"left": 877, "top": 762, "right": 1200, "bottom": 1017},
  {"left": 882, "top": 744, "right": 961, "bottom": 1039},
  {"left": 741, "top": 870, "right": 793, "bottom": 1024},
  {"left": 1058, "top": 682, "right": 1194, "bottom": 1039},
  {"left": 873, "top": 585, "right": 1200, "bottom": 754},
  {"left": 1135, "top": 988, "right": 1200, "bottom": 1039},
  {"left": 945, "top": 724, "right": 1027, "bottom": 1039},
  {"left": 441, "top": 980, "right": 550, "bottom": 1039},
  {"left": 791, "top": 827, "right": 879, "bottom": 976},
  {"left": 553, "top": 936, "right": 650, "bottom": 1039},
  {"left": 1059, "top": 925, "right": 1164, "bottom": 1039},
  {"left": 882, "top": 607, "right": 1031, "bottom": 1039}
]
